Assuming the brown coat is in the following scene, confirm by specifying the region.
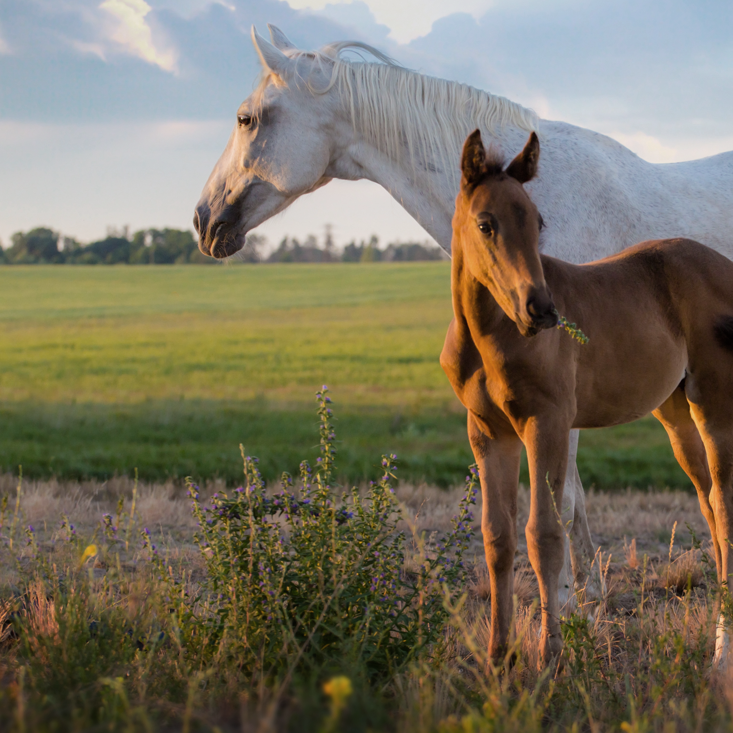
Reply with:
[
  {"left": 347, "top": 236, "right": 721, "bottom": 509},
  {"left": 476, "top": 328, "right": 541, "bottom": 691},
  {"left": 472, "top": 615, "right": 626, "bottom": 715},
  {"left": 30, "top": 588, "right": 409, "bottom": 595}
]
[{"left": 443, "top": 129, "right": 733, "bottom": 667}]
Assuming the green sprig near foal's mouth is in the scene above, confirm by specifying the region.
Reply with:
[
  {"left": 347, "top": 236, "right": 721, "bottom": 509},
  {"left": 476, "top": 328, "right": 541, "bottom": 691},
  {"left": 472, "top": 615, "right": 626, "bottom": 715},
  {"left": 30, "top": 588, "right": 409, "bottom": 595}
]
[{"left": 552, "top": 309, "right": 589, "bottom": 344}]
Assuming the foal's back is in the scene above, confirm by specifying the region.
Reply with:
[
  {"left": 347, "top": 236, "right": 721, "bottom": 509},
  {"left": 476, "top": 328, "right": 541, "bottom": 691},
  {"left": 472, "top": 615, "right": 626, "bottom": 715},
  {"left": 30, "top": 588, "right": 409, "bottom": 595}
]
[
  {"left": 570, "top": 237, "right": 733, "bottom": 342},
  {"left": 538, "top": 237, "right": 733, "bottom": 429}
]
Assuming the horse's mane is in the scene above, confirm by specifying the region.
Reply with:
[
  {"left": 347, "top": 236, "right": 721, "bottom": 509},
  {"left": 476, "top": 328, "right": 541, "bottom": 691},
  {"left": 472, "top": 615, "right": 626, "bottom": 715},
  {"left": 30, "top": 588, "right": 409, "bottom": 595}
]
[{"left": 253, "top": 40, "right": 539, "bottom": 188}]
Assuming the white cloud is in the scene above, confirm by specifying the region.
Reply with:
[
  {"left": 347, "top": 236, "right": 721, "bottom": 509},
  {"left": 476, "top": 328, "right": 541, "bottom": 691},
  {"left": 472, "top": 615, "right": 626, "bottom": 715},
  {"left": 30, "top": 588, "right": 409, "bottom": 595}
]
[
  {"left": 100, "top": 0, "right": 178, "bottom": 72},
  {"left": 288, "top": 0, "right": 493, "bottom": 43},
  {"left": 70, "top": 38, "right": 107, "bottom": 60}
]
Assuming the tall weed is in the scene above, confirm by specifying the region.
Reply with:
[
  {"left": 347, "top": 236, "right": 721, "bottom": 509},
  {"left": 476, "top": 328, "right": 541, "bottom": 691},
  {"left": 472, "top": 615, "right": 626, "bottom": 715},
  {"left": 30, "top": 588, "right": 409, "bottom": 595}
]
[{"left": 188, "top": 387, "right": 476, "bottom": 681}]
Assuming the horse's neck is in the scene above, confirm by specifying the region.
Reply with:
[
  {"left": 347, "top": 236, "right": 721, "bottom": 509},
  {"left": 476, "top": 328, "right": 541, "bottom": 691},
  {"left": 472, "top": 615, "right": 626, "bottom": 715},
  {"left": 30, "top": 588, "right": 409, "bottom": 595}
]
[
  {"left": 338, "top": 124, "right": 524, "bottom": 253},
  {"left": 339, "top": 141, "right": 455, "bottom": 249}
]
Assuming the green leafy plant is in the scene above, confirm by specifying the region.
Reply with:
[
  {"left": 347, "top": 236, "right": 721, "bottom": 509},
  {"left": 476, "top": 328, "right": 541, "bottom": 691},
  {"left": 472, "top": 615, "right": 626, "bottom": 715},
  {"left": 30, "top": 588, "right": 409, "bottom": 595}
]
[{"left": 188, "top": 386, "right": 476, "bottom": 680}]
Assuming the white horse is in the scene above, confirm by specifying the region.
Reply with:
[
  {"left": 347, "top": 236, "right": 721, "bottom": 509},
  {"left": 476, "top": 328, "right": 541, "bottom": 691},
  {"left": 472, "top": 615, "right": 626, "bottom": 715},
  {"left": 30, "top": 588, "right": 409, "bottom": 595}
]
[{"left": 194, "top": 25, "right": 733, "bottom": 615}]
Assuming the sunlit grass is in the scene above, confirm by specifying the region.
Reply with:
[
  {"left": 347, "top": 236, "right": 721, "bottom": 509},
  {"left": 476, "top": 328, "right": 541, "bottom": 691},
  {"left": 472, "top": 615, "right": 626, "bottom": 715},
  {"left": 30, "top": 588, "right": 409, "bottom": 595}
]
[{"left": 0, "top": 264, "right": 690, "bottom": 487}]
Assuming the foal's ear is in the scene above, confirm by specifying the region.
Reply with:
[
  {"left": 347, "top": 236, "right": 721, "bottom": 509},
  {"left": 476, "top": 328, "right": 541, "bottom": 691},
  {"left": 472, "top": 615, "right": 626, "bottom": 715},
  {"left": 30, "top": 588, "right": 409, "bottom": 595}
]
[
  {"left": 506, "top": 132, "right": 540, "bottom": 184},
  {"left": 461, "top": 129, "right": 487, "bottom": 188}
]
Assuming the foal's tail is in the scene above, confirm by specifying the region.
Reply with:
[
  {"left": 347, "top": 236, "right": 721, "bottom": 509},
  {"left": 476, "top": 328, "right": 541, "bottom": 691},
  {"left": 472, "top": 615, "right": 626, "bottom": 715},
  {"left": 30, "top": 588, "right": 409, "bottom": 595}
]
[{"left": 714, "top": 316, "right": 733, "bottom": 352}]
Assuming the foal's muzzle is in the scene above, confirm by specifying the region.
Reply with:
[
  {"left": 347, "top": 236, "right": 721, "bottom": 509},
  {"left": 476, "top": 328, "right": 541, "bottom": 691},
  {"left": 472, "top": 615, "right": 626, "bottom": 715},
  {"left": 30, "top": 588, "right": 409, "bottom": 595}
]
[{"left": 523, "top": 290, "right": 558, "bottom": 335}]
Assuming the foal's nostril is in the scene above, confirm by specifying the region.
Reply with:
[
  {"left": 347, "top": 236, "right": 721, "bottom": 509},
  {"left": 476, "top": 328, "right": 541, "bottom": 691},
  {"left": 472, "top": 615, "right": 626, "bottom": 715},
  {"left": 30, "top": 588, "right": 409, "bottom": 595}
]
[
  {"left": 193, "top": 210, "right": 201, "bottom": 235},
  {"left": 526, "top": 295, "right": 557, "bottom": 327},
  {"left": 527, "top": 298, "right": 543, "bottom": 320}
]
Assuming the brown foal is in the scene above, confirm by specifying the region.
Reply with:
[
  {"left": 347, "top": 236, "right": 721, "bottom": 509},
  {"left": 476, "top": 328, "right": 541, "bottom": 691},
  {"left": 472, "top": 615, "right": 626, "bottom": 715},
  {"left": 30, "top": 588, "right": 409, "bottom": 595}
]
[{"left": 442, "top": 129, "right": 733, "bottom": 666}]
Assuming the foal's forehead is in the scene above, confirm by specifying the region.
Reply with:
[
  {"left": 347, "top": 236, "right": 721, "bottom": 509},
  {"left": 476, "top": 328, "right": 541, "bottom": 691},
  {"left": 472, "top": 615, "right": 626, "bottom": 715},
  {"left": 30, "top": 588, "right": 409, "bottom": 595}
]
[{"left": 468, "top": 175, "right": 534, "bottom": 218}]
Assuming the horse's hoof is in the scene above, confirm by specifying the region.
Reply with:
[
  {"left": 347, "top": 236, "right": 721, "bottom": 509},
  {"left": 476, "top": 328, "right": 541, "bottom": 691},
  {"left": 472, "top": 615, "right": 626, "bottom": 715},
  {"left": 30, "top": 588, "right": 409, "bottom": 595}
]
[
  {"left": 540, "top": 630, "right": 564, "bottom": 666},
  {"left": 714, "top": 618, "right": 730, "bottom": 672}
]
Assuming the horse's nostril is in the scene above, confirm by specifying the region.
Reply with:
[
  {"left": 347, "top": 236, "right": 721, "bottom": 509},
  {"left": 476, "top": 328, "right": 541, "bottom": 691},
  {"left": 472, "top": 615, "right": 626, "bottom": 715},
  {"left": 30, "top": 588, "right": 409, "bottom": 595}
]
[
  {"left": 193, "top": 210, "right": 201, "bottom": 234},
  {"left": 210, "top": 221, "right": 224, "bottom": 241}
]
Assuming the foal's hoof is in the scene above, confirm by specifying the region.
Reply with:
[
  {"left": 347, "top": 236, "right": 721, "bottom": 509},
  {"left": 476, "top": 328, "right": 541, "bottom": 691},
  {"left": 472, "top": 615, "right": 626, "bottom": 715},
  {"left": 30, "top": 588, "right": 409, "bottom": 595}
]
[{"left": 488, "top": 644, "right": 517, "bottom": 673}]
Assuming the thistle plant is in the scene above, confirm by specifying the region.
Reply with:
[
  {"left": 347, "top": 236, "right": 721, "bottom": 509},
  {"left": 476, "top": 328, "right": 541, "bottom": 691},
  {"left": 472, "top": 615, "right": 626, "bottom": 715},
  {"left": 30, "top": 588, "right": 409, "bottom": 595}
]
[{"left": 188, "top": 386, "right": 476, "bottom": 680}]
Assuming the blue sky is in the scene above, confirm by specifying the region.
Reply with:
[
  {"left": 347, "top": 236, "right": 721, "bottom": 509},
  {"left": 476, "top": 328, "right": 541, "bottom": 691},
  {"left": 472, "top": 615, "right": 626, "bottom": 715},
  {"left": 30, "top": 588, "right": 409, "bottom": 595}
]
[{"left": 1, "top": 0, "right": 731, "bottom": 249}]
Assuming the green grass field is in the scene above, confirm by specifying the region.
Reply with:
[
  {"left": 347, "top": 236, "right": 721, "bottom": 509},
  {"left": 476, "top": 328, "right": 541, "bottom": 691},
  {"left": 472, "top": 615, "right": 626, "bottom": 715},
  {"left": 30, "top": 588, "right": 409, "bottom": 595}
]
[{"left": 0, "top": 264, "right": 689, "bottom": 488}]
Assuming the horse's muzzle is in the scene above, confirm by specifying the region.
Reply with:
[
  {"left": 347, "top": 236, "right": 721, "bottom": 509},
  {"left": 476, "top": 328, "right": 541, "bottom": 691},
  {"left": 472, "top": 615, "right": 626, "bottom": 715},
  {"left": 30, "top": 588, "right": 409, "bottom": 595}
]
[{"left": 194, "top": 203, "right": 244, "bottom": 259}]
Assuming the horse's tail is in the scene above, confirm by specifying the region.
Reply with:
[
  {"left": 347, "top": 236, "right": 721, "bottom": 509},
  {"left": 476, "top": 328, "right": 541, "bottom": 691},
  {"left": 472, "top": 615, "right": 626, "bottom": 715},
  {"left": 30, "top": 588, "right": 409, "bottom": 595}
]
[{"left": 714, "top": 315, "right": 733, "bottom": 352}]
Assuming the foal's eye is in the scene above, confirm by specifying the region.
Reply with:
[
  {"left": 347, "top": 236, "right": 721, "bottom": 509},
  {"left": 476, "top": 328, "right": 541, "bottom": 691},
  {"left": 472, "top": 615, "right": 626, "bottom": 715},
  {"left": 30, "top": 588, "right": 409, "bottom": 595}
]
[
  {"left": 237, "top": 114, "right": 253, "bottom": 128},
  {"left": 478, "top": 221, "right": 493, "bottom": 236}
]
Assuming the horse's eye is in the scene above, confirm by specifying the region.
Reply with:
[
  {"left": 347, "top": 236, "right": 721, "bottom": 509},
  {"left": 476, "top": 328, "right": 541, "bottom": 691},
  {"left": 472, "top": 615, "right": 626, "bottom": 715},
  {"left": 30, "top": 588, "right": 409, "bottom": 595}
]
[
  {"left": 237, "top": 114, "right": 253, "bottom": 128},
  {"left": 538, "top": 214, "right": 545, "bottom": 230},
  {"left": 478, "top": 221, "right": 493, "bottom": 236}
]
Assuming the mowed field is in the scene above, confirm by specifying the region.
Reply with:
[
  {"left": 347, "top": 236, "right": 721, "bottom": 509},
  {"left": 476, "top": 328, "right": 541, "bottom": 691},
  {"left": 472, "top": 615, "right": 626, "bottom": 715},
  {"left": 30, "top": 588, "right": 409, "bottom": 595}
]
[{"left": 1, "top": 264, "right": 689, "bottom": 488}]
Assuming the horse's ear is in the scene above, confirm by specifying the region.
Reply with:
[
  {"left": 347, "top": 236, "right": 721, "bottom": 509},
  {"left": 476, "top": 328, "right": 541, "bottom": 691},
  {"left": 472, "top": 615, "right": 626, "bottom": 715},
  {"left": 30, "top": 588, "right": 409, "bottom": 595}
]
[
  {"left": 505, "top": 132, "right": 540, "bottom": 184},
  {"left": 461, "top": 129, "right": 487, "bottom": 188},
  {"left": 268, "top": 24, "right": 297, "bottom": 52},
  {"left": 251, "top": 26, "right": 293, "bottom": 77}
]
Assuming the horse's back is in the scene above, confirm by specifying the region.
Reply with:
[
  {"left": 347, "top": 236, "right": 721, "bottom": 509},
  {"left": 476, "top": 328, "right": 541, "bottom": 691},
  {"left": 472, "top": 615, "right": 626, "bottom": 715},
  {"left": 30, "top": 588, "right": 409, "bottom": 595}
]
[{"left": 537, "top": 122, "right": 733, "bottom": 261}]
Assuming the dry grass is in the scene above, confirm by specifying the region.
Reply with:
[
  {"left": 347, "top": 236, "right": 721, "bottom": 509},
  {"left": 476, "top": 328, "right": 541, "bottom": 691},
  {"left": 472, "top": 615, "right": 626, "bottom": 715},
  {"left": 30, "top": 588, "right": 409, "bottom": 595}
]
[
  {"left": 657, "top": 548, "right": 706, "bottom": 594},
  {"left": 0, "top": 473, "right": 207, "bottom": 531},
  {"left": 1, "top": 473, "right": 710, "bottom": 591},
  {"left": 0, "top": 473, "right": 715, "bottom": 625},
  {"left": 2, "top": 470, "right": 731, "bottom": 732}
]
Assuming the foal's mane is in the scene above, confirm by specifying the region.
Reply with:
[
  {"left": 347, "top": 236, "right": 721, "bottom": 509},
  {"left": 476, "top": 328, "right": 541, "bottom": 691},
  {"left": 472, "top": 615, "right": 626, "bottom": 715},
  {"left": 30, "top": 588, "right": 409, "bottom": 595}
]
[{"left": 253, "top": 40, "right": 539, "bottom": 188}]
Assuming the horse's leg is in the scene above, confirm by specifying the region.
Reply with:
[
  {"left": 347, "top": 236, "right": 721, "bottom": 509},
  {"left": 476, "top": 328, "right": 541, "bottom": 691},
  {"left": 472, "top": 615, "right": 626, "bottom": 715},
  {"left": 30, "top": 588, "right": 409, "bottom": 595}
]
[
  {"left": 467, "top": 411, "right": 522, "bottom": 663},
  {"left": 685, "top": 374, "right": 733, "bottom": 669},
  {"left": 652, "top": 383, "right": 720, "bottom": 575},
  {"left": 557, "top": 431, "right": 577, "bottom": 610},
  {"left": 570, "top": 461, "right": 597, "bottom": 590},
  {"left": 523, "top": 417, "right": 570, "bottom": 665},
  {"left": 563, "top": 430, "right": 597, "bottom": 607}
]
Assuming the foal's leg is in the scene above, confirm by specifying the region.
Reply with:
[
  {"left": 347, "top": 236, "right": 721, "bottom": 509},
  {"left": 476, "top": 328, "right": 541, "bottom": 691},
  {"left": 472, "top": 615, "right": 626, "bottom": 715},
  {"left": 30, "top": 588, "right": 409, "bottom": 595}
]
[
  {"left": 467, "top": 412, "right": 522, "bottom": 663},
  {"left": 686, "top": 373, "right": 733, "bottom": 669},
  {"left": 523, "top": 418, "right": 571, "bottom": 664},
  {"left": 652, "top": 384, "right": 720, "bottom": 576}
]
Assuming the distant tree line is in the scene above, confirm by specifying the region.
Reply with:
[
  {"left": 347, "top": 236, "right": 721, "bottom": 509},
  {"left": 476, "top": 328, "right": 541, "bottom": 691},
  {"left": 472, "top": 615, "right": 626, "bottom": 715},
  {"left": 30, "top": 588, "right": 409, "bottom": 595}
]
[
  {"left": 0, "top": 226, "right": 446, "bottom": 265},
  {"left": 0, "top": 227, "right": 211, "bottom": 265},
  {"left": 262, "top": 234, "right": 445, "bottom": 263}
]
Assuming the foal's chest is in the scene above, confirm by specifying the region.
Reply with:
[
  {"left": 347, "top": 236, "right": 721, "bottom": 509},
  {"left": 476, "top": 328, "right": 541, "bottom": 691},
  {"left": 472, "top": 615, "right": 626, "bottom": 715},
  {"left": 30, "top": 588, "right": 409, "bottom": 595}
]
[{"left": 441, "top": 316, "right": 547, "bottom": 437}]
